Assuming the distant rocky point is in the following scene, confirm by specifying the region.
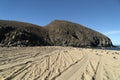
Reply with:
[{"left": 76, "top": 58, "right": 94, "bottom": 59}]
[{"left": 0, "top": 20, "right": 113, "bottom": 47}]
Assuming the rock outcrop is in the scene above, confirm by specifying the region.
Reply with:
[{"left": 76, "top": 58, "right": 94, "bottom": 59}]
[{"left": 0, "top": 20, "right": 113, "bottom": 47}]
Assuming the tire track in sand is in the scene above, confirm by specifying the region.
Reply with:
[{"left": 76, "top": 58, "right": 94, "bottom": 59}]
[
  {"left": 94, "top": 56, "right": 103, "bottom": 80},
  {"left": 55, "top": 52, "right": 89, "bottom": 80}
]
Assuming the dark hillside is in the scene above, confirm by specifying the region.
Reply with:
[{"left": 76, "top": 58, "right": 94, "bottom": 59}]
[
  {"left": 0, "top": 20, "right": 113, "bottom": 47},
  {"left": 45, "top": 20, "right": 112, "bottom": 47},
  {"left": 0, "top": 20, "right": 50, "bottom": 46}
]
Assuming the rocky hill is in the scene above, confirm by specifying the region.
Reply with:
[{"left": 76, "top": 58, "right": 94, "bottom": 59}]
[
  {"left": 0, "top": 20, "right": 50, "bottom": 47},
  {"left": 0, "top": 20, "right": 113, "bottom": 47},
  {"left": 45, "top": 20, "right": 112, "bottom": 47}
]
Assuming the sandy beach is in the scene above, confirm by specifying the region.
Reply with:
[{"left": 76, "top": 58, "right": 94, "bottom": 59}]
[{"left": 0, "top": 46, "right": 120, "bottom": 80}]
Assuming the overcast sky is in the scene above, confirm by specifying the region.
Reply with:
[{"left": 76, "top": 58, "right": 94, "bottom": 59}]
[{"left": 0, "top": 0, "right": 120, "bottom": 45}]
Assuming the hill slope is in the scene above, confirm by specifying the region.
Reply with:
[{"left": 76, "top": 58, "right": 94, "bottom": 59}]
[
  {"left": 0, "top": 20, "right": 50, "bottom": 46},
  {"left": 0, "top": 20, "right": 112, "bottom": 47},
  {"left": 45, "top": 20, "right": 112, "bottom": 47}
]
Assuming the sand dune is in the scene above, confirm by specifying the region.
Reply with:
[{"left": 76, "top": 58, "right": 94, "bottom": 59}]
[{"left": 0, "top": 46, "right": 120, "bottom": 80}]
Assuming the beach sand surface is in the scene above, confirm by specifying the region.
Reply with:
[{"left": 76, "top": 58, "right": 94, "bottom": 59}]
[{"left": 0, "top": 46, "right": 120, "bottom": 80}]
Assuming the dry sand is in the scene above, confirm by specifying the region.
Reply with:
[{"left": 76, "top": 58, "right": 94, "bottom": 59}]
[{"left": 0, "top": 46, "right": 120, "bottom": 80}]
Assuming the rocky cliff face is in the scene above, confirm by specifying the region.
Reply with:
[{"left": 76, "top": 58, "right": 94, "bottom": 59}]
[
  {"left": 45, "top": 20, "right": 113, "bottom": 47},
  {"left": 0, "top": 20, "right": 113, "bottom": 47}
]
